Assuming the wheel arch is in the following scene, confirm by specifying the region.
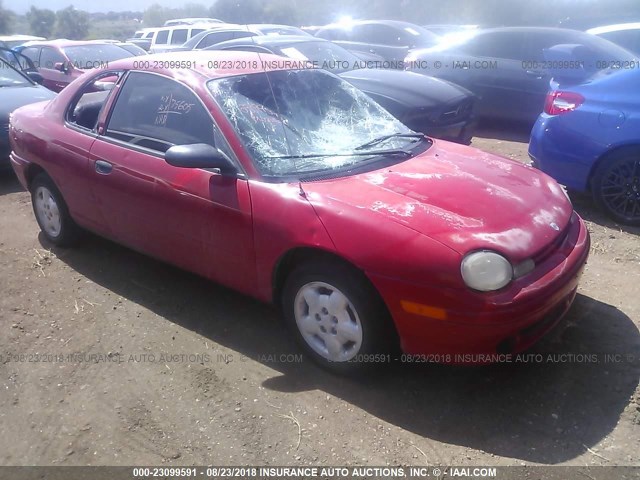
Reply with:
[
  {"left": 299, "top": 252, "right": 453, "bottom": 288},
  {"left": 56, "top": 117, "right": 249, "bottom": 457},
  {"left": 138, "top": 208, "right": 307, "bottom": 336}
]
[
  {"left": 24, "top": 163, "right": 47, "bottom": 191},
  {"left": 588, "top": 143, "right": 640, "bottom": 190},
  {"left": 272, "top": 247, "right": 362, "bottom": 306}
]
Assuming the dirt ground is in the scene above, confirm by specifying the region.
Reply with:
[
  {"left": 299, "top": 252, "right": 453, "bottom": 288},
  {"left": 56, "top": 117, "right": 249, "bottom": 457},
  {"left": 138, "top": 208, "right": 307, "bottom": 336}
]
[{"left": 0, "top": 125, "right": 639, "bottom": 468}]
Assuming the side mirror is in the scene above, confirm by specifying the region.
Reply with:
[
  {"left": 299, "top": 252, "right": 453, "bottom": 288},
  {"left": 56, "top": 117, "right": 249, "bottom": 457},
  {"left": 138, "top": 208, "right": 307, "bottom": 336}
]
[
  {"left": 54, "top": 62, "right": 68, "bottom": 73},
  {"left": 26, "top": 71, "right": 44, "bottom": 84},
  {"left": 165, "top": 143, "right": 236, "bottom": 173}
]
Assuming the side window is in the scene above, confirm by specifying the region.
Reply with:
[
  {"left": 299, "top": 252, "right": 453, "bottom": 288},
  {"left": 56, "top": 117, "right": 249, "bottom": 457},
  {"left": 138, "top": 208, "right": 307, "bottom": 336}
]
[
  {"left": 144, "top": 31, "right": 154, "bottom": 39},
  {"left": 358, "top": 24, "right": 406, "bottom": 46},
  {"left": 155, "top": 30, "right": 169, "bottom": 45},
  {"left": 40, "top": 47, "right": 67, "bottom": 69},
  {"left": 463, "top": 32, "right": 525, "bottom": 60},
  {"left": 197, "top": 32, "right": 232, "bottom": 49},
  {"left": 67, "top": 71, "right": 124, "bottom": 131},
  {"left": 105, "top": 72, "right": 217, "bottom": 153},
  {"left": 21, "top": 47, "right": 41, "bottom": 65},
  {"left": 233, "top": 32, "right": 258, "bottom": 40},
  {"left": 222, "top": 45, "right": 271, "bottom": 54},
  {"left": 190, "top": 29, "right": 205, "bottom": 38},
  {"left": 317, "top": 27, "right": 349, "bottom": 42},
  {"left": 170, "top": 29, "right": 188, "bottom": 45}
]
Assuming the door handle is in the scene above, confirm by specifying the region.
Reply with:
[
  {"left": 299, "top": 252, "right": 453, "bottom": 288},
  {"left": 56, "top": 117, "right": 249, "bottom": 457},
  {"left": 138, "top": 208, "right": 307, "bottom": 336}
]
[{"left": 95, "top": 159, "right": 113, "bottom": 175}]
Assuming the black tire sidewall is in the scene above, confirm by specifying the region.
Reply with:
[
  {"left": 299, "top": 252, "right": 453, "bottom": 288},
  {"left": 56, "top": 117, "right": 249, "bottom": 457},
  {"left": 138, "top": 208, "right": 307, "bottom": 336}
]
[
  {"left": 282, "top": 261, "right": 392, "bottom": 374},
  {"left": 592, "top": 150, "right": 640, "bottom": 226}
]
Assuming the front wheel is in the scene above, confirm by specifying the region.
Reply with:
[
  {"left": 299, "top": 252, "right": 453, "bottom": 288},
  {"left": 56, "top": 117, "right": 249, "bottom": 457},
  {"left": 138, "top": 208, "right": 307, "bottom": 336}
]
[
  {"left": 592, "top": 150, "right": 640, "bottom": 226},
  {"left": 282, "top": 260, "right": 395, "bottom": 374}
]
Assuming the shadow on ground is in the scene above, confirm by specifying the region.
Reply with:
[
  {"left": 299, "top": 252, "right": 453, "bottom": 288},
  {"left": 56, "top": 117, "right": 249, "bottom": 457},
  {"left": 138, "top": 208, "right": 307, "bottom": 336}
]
[
  {"left": 44, "top": 232, "right": 640, "bottom": 464},
  {"left": 569, "top": 191, "right": 640, "bottom": 237},
  {"left": 474, "top": 120, "right": 533, "bottom": 143},
  {"left": 0, "top": 172, "right": 23, "bottom": 196}
]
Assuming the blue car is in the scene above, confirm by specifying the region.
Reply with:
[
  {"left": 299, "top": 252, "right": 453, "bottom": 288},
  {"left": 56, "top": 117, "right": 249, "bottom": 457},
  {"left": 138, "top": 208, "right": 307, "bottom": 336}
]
[{"left": 529, "top": 65, "right": 640, "bottom": 225}]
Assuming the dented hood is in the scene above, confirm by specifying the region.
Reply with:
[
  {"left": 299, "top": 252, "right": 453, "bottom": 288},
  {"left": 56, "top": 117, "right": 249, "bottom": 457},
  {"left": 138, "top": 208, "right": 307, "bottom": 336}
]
[{"left": 302, "top": 141, "right": 573, "bottom": 262}]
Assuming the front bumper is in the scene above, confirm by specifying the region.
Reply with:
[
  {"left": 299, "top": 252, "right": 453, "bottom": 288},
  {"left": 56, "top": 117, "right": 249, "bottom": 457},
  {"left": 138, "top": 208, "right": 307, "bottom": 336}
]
[{"left": 369, "top": 212, "right": 590, "bottom": 358}]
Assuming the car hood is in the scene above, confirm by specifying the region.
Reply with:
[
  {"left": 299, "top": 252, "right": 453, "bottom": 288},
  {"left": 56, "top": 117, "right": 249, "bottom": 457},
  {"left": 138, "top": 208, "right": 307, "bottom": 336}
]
[
  {"left": 0, "top": 85, "right": 56, "bottom": 122},
  {"left": 338, "top": 69, "right": 471, "bottom": 108},
  {"left": 302, "top": 141, "right": 572, "bottom": 262}
]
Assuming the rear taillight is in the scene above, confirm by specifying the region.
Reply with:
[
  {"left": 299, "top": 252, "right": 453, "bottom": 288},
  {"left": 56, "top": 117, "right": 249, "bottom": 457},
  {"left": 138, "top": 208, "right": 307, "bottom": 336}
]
[{"left": 544, "top": 91, "right": 585, "bottom": 115}]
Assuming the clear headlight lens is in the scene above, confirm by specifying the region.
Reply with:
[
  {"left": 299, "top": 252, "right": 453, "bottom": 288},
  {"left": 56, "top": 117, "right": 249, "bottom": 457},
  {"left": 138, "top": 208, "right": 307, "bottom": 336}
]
[{"left": 461, "top": 251, "right": 513, "bottom": 292}]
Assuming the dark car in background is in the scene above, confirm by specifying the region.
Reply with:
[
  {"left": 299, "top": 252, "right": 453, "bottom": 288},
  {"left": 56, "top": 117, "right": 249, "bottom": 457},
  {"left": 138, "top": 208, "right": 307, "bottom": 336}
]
[
  {"left": 406, "top": 27, "right": 637, "bottom": 124},
  {"left": 19, "top": 40, "right": 138, "bottom": 92},
  {"left": 315, "top": 20, "right": 440, "bottom": 64},
  {"left": 247, "top": 24, "right": 311, "bottom": 36},
  {"left": 587, "top": 23, "right": 640, "bottom": 54},
  {"left": 0, "top": 55, "right": 56, "bottom": 171},
  {"left": 208, "top": 35, "right": 476, "bottom": 143}
]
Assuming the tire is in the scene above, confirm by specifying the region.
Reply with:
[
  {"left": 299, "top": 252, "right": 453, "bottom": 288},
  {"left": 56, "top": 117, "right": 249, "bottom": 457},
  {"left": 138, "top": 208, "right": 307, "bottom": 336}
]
[
  {"left": 282, "top": 260, "right": 396, "bottom": 374},
  {"left": 592, "top": 149, "right": 640, "bottom": 226},
  {"left": 31, "top": 173, "right": 82, "bottom": 247}
]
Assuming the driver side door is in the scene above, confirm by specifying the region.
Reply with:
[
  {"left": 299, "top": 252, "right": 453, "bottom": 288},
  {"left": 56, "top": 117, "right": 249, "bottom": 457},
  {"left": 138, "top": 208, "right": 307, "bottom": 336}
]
[{"left": 88, "top": 71, "right": 257, "bottom": 294}]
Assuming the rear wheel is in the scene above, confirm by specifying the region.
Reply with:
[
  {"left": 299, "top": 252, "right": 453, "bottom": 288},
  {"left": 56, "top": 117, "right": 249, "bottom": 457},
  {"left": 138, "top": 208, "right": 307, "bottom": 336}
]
[
  {"left": 592, "top": 149, "right": 640, "bottom": 226},
  {"left": 282, "top": 260, "right": 395, "bottom": 374},
  {"left": 31, "top": 173, "right": 81, "bottom": 247}
]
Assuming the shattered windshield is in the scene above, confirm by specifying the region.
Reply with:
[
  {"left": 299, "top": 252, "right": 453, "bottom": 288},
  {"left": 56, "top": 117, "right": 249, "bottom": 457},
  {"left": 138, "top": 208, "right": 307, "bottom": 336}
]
[{"left": 207, "top": 69, "right": 422, "bottom": 177}]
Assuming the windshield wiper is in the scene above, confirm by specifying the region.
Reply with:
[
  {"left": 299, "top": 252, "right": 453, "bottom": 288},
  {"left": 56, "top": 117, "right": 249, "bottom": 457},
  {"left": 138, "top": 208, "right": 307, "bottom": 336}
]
[
  {"left": 267, "top": 149, "right": 412, "bottom": 160},
  {"left": 355, "top": 133, "right": 425, "bottom": 151}
]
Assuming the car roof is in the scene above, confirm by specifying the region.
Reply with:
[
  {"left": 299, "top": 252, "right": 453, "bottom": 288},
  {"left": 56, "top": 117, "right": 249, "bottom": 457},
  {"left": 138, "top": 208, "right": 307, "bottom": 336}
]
[
  {"left": 248, "top": 24, "right": 303, "bottom": 30},
  {"left": 21, "top": 39, "right": 123, "bottom": 48},
  {"left": 218, "top": 34, "right": 324, "bottom": 47},
  {"left": 107, "top": 50, "right": 304, "bottom": 79},
  {"left": 321, "top": 19, "right": 427, "bottom": 30},
  {"left": 588, "top": 23, "right": 640, "bottom": 34}
]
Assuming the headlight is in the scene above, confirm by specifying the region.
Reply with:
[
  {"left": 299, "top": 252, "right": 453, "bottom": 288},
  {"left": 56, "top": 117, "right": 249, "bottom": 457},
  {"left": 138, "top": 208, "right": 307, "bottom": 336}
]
[{"left": 461, "top": 251, "right": 513, "bottom": 292}]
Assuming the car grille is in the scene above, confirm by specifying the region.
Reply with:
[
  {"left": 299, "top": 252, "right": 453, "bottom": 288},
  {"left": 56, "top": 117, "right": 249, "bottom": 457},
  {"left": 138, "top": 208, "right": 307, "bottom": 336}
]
[
  {"left": 438, "top": 99, "right": 474, "bottom": 125},
  {"left": 531, "top": 214, "right": 575, "bottom": 265},
  {"left": 403, "top": 98, "right": 475, "bottom": 131}
]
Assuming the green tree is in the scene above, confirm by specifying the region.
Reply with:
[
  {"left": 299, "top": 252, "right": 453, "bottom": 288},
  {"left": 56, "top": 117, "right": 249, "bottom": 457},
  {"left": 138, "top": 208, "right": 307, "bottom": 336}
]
[
  {"left": 209, "top": 0, "right": 264, "bottom": 24},
  {"left": 26, "top": 7, "right": 56, "bottom": 38},
  {"left": 0, "top": 0, "right": 14, "bottom": 34},
  {"left": 55, "top": 6, "right": 90, "bottom": 40}
]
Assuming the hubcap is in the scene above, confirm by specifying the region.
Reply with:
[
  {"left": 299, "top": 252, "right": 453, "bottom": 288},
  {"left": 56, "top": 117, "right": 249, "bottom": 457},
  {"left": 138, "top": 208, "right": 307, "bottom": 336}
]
[
  {"left": 601, "top": 159, "right": 640, "bottom": 220},
  {"left": 294, "top": 282, "right": 363, "bottom": 362},
  {"left": 34, "top": 186, "right": 62, "bottom": 238}
]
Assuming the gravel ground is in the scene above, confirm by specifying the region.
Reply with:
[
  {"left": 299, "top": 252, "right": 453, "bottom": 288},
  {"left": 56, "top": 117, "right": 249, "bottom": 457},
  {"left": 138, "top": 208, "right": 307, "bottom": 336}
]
[{"left": 0, "top": 125, "right": 639, "bottom": 467}]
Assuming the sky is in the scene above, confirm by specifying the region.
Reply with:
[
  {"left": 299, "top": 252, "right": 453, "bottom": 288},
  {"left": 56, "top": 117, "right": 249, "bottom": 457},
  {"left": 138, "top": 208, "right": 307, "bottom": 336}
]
[{"left": 3, "top": 0, "right": 184, "bottom": 13}]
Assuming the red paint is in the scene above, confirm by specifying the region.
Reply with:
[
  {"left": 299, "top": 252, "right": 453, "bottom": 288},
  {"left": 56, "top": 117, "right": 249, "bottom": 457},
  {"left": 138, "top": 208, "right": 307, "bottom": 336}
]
[{"left": 9, "top": 52, "right": 591, "bottom": 357}]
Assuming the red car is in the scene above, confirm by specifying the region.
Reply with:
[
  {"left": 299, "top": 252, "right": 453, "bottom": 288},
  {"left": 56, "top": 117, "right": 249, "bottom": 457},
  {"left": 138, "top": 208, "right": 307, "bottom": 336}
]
[
  {"left": 9, "top": 52, "right": 590, "bottom": 373},
  {"left": 18, "top": 40, "right": 136, "bottom": 92}
]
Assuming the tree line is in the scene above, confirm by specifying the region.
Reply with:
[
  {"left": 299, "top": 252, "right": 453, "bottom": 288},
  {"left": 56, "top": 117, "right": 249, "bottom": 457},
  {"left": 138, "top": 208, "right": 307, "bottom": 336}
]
[{"left": 0, "top": 0, "right": 639, "bottom": 40}]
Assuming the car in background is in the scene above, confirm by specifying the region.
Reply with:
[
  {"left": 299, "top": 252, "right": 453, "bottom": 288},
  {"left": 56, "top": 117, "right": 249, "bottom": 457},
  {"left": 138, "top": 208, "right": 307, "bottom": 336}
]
[
  {"left": 145, "top": 24, "right": 223, "bottom": 53},
  {"left": 209, "top": 35, "right": 476, "bottom": 143},
  {"left": 315, "top": 20, "right": 440, "bottom": 64},
  {"left": 127, "top": 28, "right": 157, "bottom": 51},
  {"left": 423, "top": 24, "right": 479, "bottom": 36},
  {"left": 9, "top": 51, "right": 589, "bottom": 373},
  {"left": 0, "top": 55, "right": 55, "bottom": 171},
  {"left": 406, "top": 27, "right": 637, "bottom": 124},
  {"left": 19, "top": 40, "right": 138, "bottom": 92},
  {"left": 164, "top": 18, "right": 224, "bottom": 26},
  {"left": 178, "top": 27, "right": 257, "bottom": 51},
  {"left": 247, "top": 24, "right": 311, "bottom": 36},
  {"left": 0, "top": 35, "right": 46, "bottom": 49},
  {"left": 587, "top": 23, "right": 640, "bottom": 55},
  {"left": 529, "top": 50, "right": 640, "bottom": 225}
]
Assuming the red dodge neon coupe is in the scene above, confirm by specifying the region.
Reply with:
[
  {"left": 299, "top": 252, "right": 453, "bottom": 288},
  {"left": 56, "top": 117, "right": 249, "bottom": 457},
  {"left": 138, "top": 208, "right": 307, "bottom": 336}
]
[{"left": 9, "top": 52, "right": 590, "bottom": 373}]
